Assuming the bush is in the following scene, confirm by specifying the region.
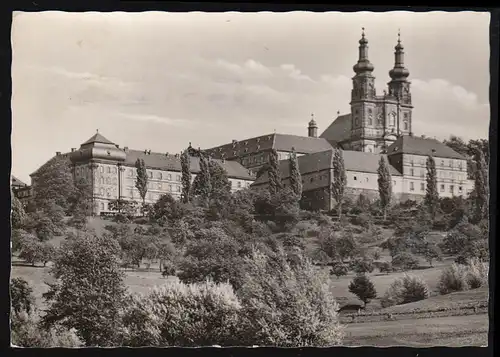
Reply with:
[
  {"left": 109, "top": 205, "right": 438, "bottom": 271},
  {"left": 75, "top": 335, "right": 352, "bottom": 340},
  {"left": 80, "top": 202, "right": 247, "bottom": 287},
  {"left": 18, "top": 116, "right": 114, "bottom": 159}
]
[
  {"left": 348, "top": 274, "right": 377, "bottom": 307},
  {"left": 465, "top": 258, "right": 489, "bottom": 289},
  {"left": 379, "top": 261, "right": 393, "bottom": 274},
  {"left": 437, "top": 264, "right": 469, "bottom": 295},
  {"left": 121, "top": 280, "right": 242, "bottom": 347},
  {"left": 237, "top": 249, "right": 344, "bottom": 347},
  {"left": 350, "top": 213, "right": 371, "bottom": 228},
  {"left": 330, "top": 261, "right": 348, "bottom": 279},
  {"left": 391, "top": 252, "right": 419, "bottom": 271},
  {"left": 380, "top": 274, "right": 430, "bottom": 308},
  {"left": 350, "top": 258, "right": 375, "bottom": 274},
  {"left": 10, "top": 278, "right": 35, "bottom": 317}
]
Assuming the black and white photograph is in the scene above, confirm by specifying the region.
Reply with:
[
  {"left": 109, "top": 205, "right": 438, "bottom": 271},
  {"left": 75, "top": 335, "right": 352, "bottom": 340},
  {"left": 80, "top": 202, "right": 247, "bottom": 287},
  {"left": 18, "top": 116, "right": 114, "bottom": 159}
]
[{"left": 9, "top": 9, "right": 492, "bottom": 348}]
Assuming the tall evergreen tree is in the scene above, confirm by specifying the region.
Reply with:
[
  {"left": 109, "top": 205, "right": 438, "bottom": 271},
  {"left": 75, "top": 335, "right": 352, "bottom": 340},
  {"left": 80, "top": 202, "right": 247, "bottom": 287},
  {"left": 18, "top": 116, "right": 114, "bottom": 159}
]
[
  {"left": 425, "top": 154, "right": 439, "bottom": 219},
  {"left": 135, "top": 158, "right": 148, "bottom": 208},
  {"left": 377, "top": 156, "right": 392, "bottom": 220},
  {"left": 289, "top": 148, "right": 302, "bottom": 198},
  {"left": 180, "top": 149, "right": 191, "bottom": 204},
  {"left": 331, "top": 148, "right": 347, "bottom": 220},
  {"left": 473, "top": 148, "right": 489, "bottom": 222},
  {"left": 268, "top": 149, "right": 283, "bottom": 195},
  {"left": 197, "top": 153, "right": 212, "bottom": 205}
]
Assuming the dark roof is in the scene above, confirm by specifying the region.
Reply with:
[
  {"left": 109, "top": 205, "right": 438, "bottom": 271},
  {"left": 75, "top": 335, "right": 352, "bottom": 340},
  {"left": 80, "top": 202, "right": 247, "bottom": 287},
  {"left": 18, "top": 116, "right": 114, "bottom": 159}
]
[
  {"left": 387, "top": 135, "right": 467, "bottom": 160},
  {"left": 81, "top": 132, "right": 115, "bottom": 146},
  {"left": 319, "top": 114, "right": 352, "bottom": 143},
  {"left": 253, "top": 149, "right": 401, "bottom": 185},
  {"left": 11, "top": 175, "right": 27, "bottom": 187},
  {"left": 124, "top": 150, "right": 255, "bottom": 180},
  {"left": 204, "top": 133, "right": 333, "bottom": 159}
]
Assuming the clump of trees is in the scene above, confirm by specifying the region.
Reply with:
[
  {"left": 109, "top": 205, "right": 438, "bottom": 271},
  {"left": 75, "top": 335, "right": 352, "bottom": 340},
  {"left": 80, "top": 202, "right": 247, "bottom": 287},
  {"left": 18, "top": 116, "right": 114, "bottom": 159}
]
[
  {"left": 348, "top": 274, "right": 377, "bottom": 308},
  {"left": 380, "top": 274, "right": 430, "bottom": 308}
]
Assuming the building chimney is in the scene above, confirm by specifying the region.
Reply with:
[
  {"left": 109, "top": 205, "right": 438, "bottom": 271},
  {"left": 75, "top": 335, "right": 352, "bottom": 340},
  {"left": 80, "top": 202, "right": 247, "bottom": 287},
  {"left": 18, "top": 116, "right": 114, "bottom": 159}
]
[
  {"left": 71, "top": 148, "right": 76, "bottom": 152},
  {"left": 56, "top": 151, "right": 61, "bottom": 156},
  {"left": 124, "top": 146, "right": 129, "bottom": 152}
]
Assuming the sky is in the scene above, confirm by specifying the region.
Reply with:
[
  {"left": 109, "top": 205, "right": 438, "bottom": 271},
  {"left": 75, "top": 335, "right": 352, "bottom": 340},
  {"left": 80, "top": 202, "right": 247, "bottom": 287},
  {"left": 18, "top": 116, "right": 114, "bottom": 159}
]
[{"left": 11, "top": 11, "right": 491, "bottom": 184}]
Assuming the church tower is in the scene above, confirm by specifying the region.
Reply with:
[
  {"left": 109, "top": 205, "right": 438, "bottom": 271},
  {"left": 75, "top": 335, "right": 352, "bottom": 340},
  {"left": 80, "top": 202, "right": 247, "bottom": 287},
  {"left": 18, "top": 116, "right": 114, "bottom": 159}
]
[
  {"left": 308, "top": 113, "right": 318, "bottom": 138},
  {"left": 350, "top": 28, "right": 378, "bottom": 153},
  {"left": 386, "top": 31, "right": 413, "bottom": 136}
]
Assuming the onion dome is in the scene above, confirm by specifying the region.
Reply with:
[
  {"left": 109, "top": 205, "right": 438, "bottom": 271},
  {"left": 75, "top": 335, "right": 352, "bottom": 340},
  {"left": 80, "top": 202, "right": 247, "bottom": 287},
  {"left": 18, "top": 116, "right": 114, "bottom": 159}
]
[
  {"left": 308, "top": 113, "right": 317, "bottom": 127},
  {"left": 353, "top": 27, "right": 375, "bottom": 74},
  {"left": 389, "top": 30, "right": 410, "bottom": 80}
]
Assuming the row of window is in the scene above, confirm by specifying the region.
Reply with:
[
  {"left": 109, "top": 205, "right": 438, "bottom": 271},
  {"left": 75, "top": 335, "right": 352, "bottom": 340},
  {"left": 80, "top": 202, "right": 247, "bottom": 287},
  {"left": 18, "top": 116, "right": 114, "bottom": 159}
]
[
  {"left": 127, "top": 169, "right": 182, "bottom": 182},
  {"left": 409, "top": 182, "right": 464, "bottom": 194},
  {"left": 407, "top": 158, "right": 465, "bottom": 170},
  {"left": 407, "top": 169, "right": 466, "bottom": 181}
]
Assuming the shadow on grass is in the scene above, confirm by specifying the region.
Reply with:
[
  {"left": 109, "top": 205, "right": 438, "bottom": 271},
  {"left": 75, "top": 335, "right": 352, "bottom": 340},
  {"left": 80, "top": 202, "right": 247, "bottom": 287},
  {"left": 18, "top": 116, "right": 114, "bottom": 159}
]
[{"left": 11, "top": 261, "right": 47, "bottom": 268}]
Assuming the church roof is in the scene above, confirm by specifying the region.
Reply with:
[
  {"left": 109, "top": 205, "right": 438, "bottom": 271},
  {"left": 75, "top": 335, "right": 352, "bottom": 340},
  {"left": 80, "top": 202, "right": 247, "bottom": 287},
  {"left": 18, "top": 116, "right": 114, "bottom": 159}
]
[
  {"left": 204, "top": 133, "right": 333, "bottom": 159},
  {"left": 252, "top": 148, "right": 401, "bottom": 186},
  {"left": 319, "top": 114, "right": 352, "bottom": 143},
  {"left": 387, "top": 135, "right": 467, "bottom": 160},
  {"left": 81, "top": 132, "right": 115, "bottom": 146},
  {"left": 124, "top": 149, "right": 255, "bottom": 180}
]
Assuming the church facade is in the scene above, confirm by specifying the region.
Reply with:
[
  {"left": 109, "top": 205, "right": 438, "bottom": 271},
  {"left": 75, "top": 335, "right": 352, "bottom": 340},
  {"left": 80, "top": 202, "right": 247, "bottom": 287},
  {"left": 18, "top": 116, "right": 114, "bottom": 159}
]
[{"left": 320, "top": 29, "right": 413, "bottom": 153}]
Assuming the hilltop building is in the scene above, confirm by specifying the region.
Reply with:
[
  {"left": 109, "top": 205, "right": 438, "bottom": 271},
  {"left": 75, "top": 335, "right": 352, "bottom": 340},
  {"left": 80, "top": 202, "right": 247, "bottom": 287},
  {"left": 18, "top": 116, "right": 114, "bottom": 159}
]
[
  {"left": 30, "top": 132, "right": 255, "bottom": 216},
  {"left": 205, "top": 30, "right": 474, "bottom": 209}
]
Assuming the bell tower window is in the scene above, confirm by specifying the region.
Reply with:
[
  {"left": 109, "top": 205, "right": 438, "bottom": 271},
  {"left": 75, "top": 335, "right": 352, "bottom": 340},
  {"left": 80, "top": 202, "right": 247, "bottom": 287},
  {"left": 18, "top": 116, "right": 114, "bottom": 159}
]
[{"left": 389, "top": 112, "right": 396, "bottom": 126}]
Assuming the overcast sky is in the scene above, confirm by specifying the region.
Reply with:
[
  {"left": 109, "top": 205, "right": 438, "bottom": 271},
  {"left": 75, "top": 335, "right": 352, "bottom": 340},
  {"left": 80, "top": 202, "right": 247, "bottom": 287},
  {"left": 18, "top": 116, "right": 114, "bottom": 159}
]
[{"left": 11, "top": 11, "right": 490, "bottom": 183}]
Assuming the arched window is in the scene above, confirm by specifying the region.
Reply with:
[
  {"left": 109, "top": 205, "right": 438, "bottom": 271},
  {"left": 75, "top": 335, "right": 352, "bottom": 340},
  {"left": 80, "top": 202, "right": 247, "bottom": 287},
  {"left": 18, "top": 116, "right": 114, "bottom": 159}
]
[
  {"left": 107, "top": 167, "right": 111, "bottom": 173},
  {"left": 368, "top": 116, "right": 373, "bottom": 125},
  {"left": 389, "top": 112, "right": 396, "bottom": 126},
  {"left": 100, "top": 188, "right": 104, "bottom": 196},
  {"left": 404, "top": 121, "right": 409, "bottom": 130},
  {"left": 148, "top": 171, "right": 153, "bottom": 178},
  {"left": 106, "top": 177, "right": 110, "bottom": 185},
  {"left": 100, "top": 177, "right": 105, "bottom": 185},
  {"left": 100, "top": 203, "right": 104, "bottom": 210}
]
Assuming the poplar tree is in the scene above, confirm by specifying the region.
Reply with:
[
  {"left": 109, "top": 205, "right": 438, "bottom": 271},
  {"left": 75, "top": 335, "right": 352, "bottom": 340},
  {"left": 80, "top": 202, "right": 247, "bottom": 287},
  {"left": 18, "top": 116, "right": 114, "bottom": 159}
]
[
  {"left": 135, "top": 158, "right": 148, "bottom": 208},
  {"left": 473, "top": 148, "right": 489, "bottom": 222},
  {"left": 424, "top": 155, "right": 439, "bottom": 219},
  {"left": 180, "top": 149, "right": 191, "bottom": 204},
  {"left": 268, "top": 149, "right": 283, "bottom": 195},
  {"left": 289, "top": 148, "right": 302, "bottom": 198},
  {"left": 197, "top": 153, "right": 212, "bottom": 205},
  {"left": 331, "top": 148, "right": 347, "bottom": 220},
  {"left": 377, "top": 156, "right": 392, "bottom": 220}
]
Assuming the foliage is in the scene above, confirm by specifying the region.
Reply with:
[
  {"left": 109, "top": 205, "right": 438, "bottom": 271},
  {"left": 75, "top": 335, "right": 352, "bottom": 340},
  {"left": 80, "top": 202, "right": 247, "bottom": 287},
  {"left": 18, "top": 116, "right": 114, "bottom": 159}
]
[
  {"left": 371, "top": 247, "right": 382, "bottom": 261},
  {"left": 11, "top": 193, "right": 27, "bottom": 229},
  {"left": 472, "top": 148, "right": 489, "bottom": 223},
  {"left": 380, "top": 274, "right": 430, "bottom": 308},
  {"left": 269, "top": 187, "right": 301, "bottom": 230},
  {"left": 350, "top": 212, "right": 371, "bottom": 228},
  {"left": 350, "top": 258, "right": 375, "bottom": 274},
  {"left": 331, "top": 148, "right": 347, "bottom": 219},
  {"left": 289, "top": 148, "right": 303, "bottom": 197},
  {"left": 330, "top": 261, "right": 348, "bottom": 279},
  {"left": 121, "top": 279, "right": 242, "bottom": 347},
  {"left": 208, "top": 160, "right": 232, "bottom": 196},
  {"left": 421, "top": 242, "right": 443, "bottom": 267},
  {"left": 348, "top": 274, "right": 377, "bottom": 307},
  {"left": 424, "top": 155, "right": 439, "bottom": 219},
  {"left": 68, "top": 178, "right": 93, "bottom": 227},
  {"left": 18, "top": 233, "right": 51, "bottom": 266},
  {"left": 465, "top": 258, "right": 489, "bottom": 289},
  {"left": 41, "top": 232, "right": 127, "bottom": 346},
  {"left": 108, "top": 198, "right": 138, "bottom": 218},
  {"left": 10, "top": 277, "right": 35, "bottom": 317},
  {"left": 437, "top": 263, "right": 469, "bottom": 295},
  {"left": 379, "top": 261, "right": 393, "bottom": 274},
  {"left": 377, "top": 155, "right": 393, "bottom": 220},
  {"left": 32, "top": 155, "right": 77, "bottom": 213},
  {"left": 237, "top": 248, "right": 344, "bottom": 347},
  {"left": 267, "top": 149, "right": 283, "bottom": 195},
  {"left": 181, "top": 149, "right": 192, "bottom": 204},
  {"left": 24, "top": 200, "right": 66, "bottom": 241},
  {"left": 149, "top": 193, "right": 187, "bottom": 224},
  {"left": 391, "top": 252, "right": 419, "bottom": 271},
  {"left": 191, "top": 153, "right": 212, "bottom": 205},
  {"left": 135, "top": 158, "right": 149, "bottom": 206}
]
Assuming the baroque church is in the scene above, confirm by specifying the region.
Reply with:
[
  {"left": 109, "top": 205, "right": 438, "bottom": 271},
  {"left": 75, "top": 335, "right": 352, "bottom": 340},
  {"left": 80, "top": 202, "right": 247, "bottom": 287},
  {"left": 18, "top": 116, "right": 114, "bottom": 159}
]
[{"left": 320, "top": 29, "right": 413, "bottom": 153}]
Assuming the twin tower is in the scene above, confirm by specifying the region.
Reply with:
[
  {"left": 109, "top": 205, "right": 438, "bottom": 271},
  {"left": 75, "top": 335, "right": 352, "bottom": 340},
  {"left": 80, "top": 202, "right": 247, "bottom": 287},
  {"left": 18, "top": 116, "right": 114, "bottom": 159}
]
[{"left": 309, "top": 29, "right": 413, "bottom": 154}]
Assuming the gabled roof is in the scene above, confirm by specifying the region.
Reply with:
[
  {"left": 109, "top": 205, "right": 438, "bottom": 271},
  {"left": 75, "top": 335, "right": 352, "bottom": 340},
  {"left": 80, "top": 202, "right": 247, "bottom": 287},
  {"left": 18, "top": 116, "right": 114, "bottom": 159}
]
[
  {"left": 387, "top": 135, "right": 467, "bottom": 160},
  {"left": 11, "top": 175, "right": 27, "bottom": 187},
  {"left": 124, "top": 150, "right": 255, "bottom": 180},
  {"left": 204, "top": 133, "right": 333, "bottom": 159},
  {"left": 81, "top": 132, "right": 115, "bottom": 146},
  {"left": 319, "top": 113, "right": 352, "bottom": 143},
  {"left": 253, "top": 149, "right": 401, "bottom": 186}
]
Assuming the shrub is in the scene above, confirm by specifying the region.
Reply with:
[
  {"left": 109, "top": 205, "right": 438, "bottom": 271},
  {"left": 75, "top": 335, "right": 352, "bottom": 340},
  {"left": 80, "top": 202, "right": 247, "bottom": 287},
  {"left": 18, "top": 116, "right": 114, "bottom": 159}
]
[
  {"left": 161, "top": 261, "right": 176, "bottom": 277},
  {"left": 391, "top": 252, "right": 419, "bottom": 271},
  {"left": 348, "top": 274, "right": 377, "bottom": 307},
  {"left": 10, "top": 278, "right": 35, "bottom": 317},
  {"left": 18, "top": 233, "right": 45, "bottom": 266},
  {"left": 371, "top": 248, "right": 382, "bottom": 261},
  {"left": 237, "top": 248, "right": 344, "bottom": 347},
  {"left": 465, "top": 258, "right": 489, "bottom": 289},
  {"left": 379, "top": 261, "right": 393, "bottom": 274},
  {"left": 437, "top": 264, "right": 469, "bottom": 295},
  {"left": 121, "top": 280, "right": 242, "bottom": 347},
  {"left": 350, "top": 258, "right": 375, "bottom": 274},
  {"left": 350, "top": 213, "right": 371, "bottom": 228},
  {"left": 380, "top": 274, "right": 430, "bottom": 308},
  {"left": 330, "top": 261, "right": 348, "bottom": 279}
]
